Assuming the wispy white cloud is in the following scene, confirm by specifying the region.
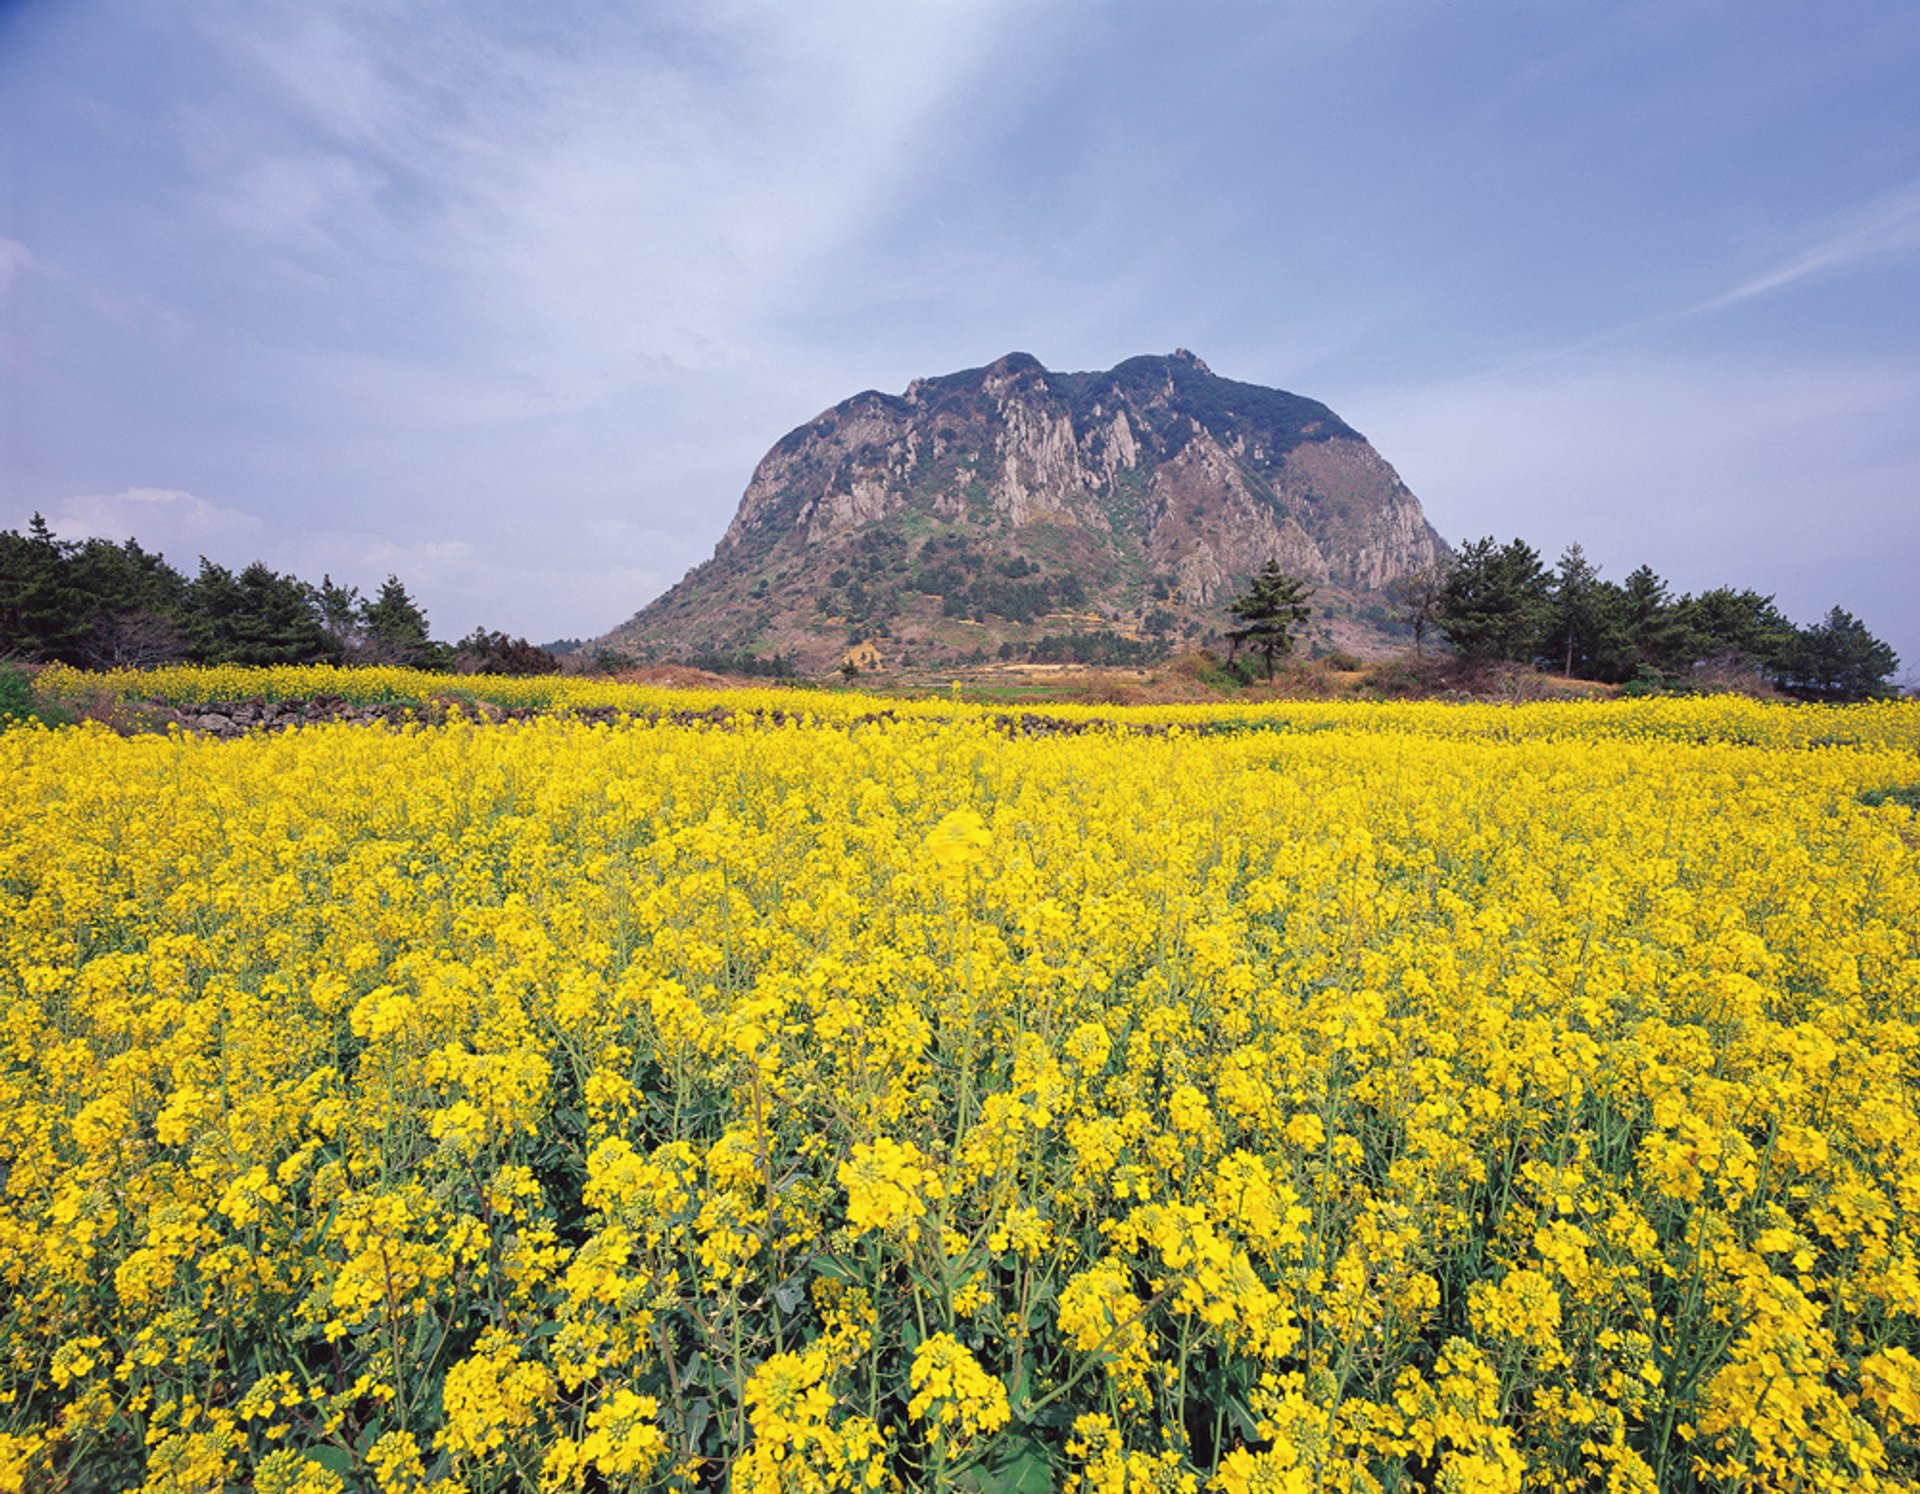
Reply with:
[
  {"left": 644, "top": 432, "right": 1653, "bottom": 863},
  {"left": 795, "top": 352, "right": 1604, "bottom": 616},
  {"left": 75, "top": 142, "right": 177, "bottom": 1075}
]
[
  {"left": 213, "top": 151, "right": 389, "bottom": 248},
  {"left": 49, "top": 487, "right": 264, "bottom": 556},
  {"left": 38, "top": 487, "right": 645, "bottom": 641},
  {"left": 178, "top": 1, "right": 1025, "bottom": 413},
  {"left": 1355, "top": 351, "right": 1920, "bottom": 666},
  {"left": 0, "top": 237, "right": 31, "bottom": 293},
  {"left": 1690, "top": 180, "right": 1920, "bottom": 314},
  {"left": 1498, "top": 179, "right": 1920, "bottom": 376}
]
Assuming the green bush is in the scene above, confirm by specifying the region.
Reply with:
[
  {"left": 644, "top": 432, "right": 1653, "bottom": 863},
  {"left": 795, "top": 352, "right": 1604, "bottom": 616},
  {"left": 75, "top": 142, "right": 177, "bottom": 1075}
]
[
  {"left": 1618, "top": 665, "right": 1679, "bottom": 699},
  {"left": 0, "top": 665, "right": 73, "bottom": 727},
  {"left": 1197, "top": 656, "right": 1258, "bottom": 690},
  {"left": 1360, "top": 654, "right": 1451, "bottom": 699}
]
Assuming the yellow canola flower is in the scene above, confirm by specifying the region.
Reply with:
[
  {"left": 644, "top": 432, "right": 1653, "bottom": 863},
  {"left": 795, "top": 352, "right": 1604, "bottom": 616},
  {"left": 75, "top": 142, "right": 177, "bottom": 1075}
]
[
  {"left": 1, "top": 678, "right": 1917, "bottom": 1494},
  {"left": 839, "top": 1136, "right": 942, "bottom": 1235},
  {"left": 252, "top": 1450, "right": 347, "bottom": 1494},
  {"left": 925, "top": 806, "right": 991, "bottom": 876},
  {"left": 907, "top": 1334, "right": 1010, "bottom": 1451}
]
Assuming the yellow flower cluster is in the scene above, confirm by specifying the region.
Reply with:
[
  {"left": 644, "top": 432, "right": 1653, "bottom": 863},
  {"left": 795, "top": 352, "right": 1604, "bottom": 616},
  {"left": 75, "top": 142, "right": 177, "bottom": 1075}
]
[
  {"left": 1, "top": 677, "right": 1917, "bottom": 1492},
  {"left": 32, "top": 659, "right": 1920, "bottom": 749},
  {"left": 907, "top": 1334, "right": 1009, "bottom": 1453}
]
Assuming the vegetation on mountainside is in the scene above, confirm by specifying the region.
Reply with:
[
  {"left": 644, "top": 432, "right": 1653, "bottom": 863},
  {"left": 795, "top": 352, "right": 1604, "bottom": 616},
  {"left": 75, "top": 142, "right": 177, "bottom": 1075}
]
[
  {"left": 601, "top": 351, "right": 1448, "bottom": 671},
  {"left": 690, "top": 512, "right": 1901, "bottom": 701},
  {"left": 9, "top": 504, "right": 1898, "bottom": 700}
]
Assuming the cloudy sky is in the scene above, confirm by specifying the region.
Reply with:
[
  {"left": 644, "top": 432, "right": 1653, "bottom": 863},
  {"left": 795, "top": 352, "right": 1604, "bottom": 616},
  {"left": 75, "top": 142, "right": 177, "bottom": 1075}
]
[{"left": 3, "top": 1, "right": 1917, "bottom": 669}]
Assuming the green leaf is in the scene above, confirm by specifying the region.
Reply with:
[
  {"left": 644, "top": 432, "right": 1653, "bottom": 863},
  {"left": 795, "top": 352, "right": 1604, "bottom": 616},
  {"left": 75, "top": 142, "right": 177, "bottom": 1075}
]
[
  {"left": 808, "top": 1252, "right": 861, "bottom": 1284},
  {"left": 1228, "top": 1393, "right": 1261, "bottom": 1443},
  {"left": 772, "top": 1271, "right": 808, "bottom": 1315},
  {"left": 308, "top": 1445, "right": 355, "bottom": 1476},
  {"left": 684, "top": 1396, "right": 712, "bottom": 1451},
  {"left": 958, "top": 1433, "right": 1055, "bottom": 1494}
]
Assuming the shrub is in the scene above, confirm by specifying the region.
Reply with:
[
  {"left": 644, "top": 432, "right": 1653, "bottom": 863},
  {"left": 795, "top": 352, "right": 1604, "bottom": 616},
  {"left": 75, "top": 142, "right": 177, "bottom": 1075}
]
[
  {"left": 453, "top": 629, "right": 564, "bottom": 677},
  {"left": 0, "top": 664, "right": 73, "bottom": 727},
  {"left": 1618, "top": 665, "right": 1678, "bottom": 699},
  {"left": 1360, "top": 653, "right": 1454, "bottom": 699}
]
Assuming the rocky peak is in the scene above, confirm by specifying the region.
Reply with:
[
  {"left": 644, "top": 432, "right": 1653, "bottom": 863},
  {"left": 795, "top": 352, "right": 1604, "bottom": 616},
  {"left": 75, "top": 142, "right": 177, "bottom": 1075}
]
[{"left": 605, "top": 352, "right": 1449, "bottom": 672}]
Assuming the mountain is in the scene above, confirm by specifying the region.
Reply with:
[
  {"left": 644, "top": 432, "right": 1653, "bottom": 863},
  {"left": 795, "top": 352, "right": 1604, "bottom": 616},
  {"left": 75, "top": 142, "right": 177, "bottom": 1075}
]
[{"left": 601, "top": 350, "right": 1449, "bottom": 673}]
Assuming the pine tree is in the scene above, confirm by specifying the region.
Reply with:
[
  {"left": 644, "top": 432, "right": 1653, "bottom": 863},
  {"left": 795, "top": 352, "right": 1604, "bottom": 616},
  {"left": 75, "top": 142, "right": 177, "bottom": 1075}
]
[
  {"left": 0, "top": 515, "right": 88, "bottom": 663},
  {"left": 359, "top": 576, "right": 439, "bottom": 667},
  {"left": 1548, "top": 544, "right": 1603, "bottom": 677},
  {"left": 187, "top": 559, "right": 337, "bottom": 665},
  {"left": 70, "top": 537, "right": 192, "bottom": 667},
  {"left": 452, "top": 628, "right": 562, "bottom": 676},
  {"left": 1225, "top": 561, "right": 1314, "bottom": 679},
  {"left": 1435, "top": 537, "right": 1553, "bottom": 664},
  {"left": 1616, "top": 565, "right": 1695, "bottom": 679},
  {"left": 1783, "top": 607, "right": 1900, "bottom": 701},
  {"left": 1684, "top": 588, "right": 1795, "bottom": 679},
  {"left": 313, "top": 575, "right": 364, "bottom": 652}
]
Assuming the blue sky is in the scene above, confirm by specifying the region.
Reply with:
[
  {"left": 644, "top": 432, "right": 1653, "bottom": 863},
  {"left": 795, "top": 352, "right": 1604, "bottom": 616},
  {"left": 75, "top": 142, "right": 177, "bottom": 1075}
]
[{"left": 3, "top": 1, "right": 1917, "bottom": 672}]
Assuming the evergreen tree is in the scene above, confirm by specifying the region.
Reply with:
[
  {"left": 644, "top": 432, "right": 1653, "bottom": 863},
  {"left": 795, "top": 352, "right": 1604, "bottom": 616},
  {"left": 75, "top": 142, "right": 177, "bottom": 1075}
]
[
  {"left": 313, "top": 575, "right": 364, "bottom": 652},
  {"left": 1782, "top": 607, "right": 1900, "bottom": 701},
  {"left": 1224, "top": 560, "right": 1314, "bottom": 679},
  {"left": 184, "top": 560, "right": 243, "bottom": 662},
  {"left": 1434, "top": 537, "right": 1553, "bottom": 663},
  {"left": 1581, "top": 580, "right": 1633, "bottom": 682},
  {"left": 452, "top": 629, "right": 562, "bottom": 676},
  {"left": 1613, "top": 564, "right": 1695, "bottom": 680},
  {"left": 69, "top": 537, "right": 192, "bottom": 667},
  {"left": 1547, "top": 544, "right": 1604, "bottom": 677},
  {"left": 359, "top": 576, "right": 444, "bottom": 667},
  {"left": 188, "top": 559, "right": 337, "bottom": 666},
  {"left": 0, "top": 518, "right": 456, "bottom": 674},
  {"left": 1683, "top": 588, "right": 1795, "bottom": 679},
  {"left": 0, "top": 515, "right": 89, "bottom": 663},
  {"left": 68, "top": 537, "right": 186, "bottom": 617}
]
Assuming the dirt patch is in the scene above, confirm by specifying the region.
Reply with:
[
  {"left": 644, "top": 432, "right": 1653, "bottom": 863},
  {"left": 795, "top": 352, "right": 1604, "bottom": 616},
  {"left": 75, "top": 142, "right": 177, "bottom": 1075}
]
[{"left": 607, "top": 665, "right": 740, "bottom": 690}]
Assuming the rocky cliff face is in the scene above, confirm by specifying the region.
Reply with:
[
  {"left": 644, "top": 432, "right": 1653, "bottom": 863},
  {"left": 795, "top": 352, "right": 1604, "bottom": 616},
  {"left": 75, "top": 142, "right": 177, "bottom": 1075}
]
[{"left": 604, "top": 351, "right": 1449, "bottom": 672}]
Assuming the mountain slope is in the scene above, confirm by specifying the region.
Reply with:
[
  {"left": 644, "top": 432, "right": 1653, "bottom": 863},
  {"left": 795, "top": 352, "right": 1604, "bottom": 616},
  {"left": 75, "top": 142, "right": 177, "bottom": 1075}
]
[{"left": 603, "top": 350, "right": 1448, "bottom": 671}]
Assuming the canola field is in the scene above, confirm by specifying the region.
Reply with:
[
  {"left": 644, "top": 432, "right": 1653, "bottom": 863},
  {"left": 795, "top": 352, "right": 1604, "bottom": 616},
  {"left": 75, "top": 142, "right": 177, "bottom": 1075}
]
[{"left": 3, "top": 674, "right": 1919, "bottom": 1493}]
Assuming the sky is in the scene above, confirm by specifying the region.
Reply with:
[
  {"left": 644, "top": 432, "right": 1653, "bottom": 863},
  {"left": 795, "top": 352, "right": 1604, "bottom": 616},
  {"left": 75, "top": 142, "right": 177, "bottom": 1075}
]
[{"left": 3, "top": 1, "right": 1917, "bottom": 674}]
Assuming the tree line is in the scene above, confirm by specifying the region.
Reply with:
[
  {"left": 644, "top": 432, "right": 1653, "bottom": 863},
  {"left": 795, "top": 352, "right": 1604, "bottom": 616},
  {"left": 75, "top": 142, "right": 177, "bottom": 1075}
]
[
  {"left": 0, "top": 516, "right": 560, "bottom": 674},
  {"left": 1389, "top": 538, "right": 1901, "bottom": 700}
]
